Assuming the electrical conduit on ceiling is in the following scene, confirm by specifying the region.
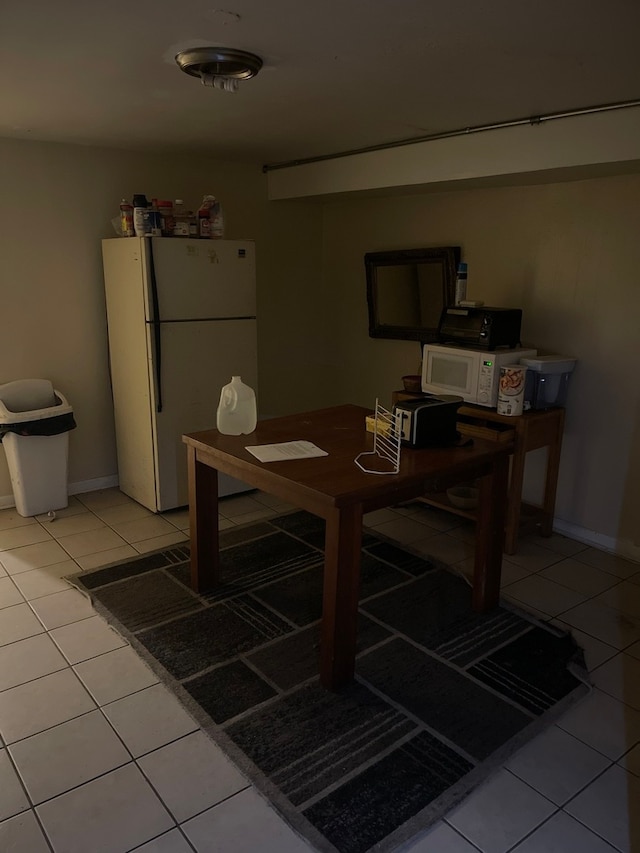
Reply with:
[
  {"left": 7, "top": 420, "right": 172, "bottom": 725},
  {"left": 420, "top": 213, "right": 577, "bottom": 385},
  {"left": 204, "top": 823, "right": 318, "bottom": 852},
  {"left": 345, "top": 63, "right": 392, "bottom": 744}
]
[{"left": 262, "top": 98, "right": 640, "bottom": 172}]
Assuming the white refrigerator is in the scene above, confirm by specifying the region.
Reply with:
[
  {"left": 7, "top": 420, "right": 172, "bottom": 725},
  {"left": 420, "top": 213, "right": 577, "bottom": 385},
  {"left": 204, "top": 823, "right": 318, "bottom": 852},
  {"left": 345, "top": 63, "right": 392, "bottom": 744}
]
[{"left": 101, "top": 237, "right": 258, "bottom": 511}]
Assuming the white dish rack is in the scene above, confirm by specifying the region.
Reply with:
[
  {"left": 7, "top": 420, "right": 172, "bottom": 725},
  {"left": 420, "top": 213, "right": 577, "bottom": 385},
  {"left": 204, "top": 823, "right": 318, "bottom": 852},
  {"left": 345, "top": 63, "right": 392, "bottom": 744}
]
[{"left": 355, "top": 400, "right": 402, "bottom": 475}]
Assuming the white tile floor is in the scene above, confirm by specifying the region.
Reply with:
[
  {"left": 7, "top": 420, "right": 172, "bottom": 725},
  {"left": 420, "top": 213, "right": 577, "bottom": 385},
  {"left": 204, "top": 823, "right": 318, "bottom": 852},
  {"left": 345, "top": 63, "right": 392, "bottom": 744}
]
[{"left": 1, "top": 488, "right": 639, "bottom": 853}]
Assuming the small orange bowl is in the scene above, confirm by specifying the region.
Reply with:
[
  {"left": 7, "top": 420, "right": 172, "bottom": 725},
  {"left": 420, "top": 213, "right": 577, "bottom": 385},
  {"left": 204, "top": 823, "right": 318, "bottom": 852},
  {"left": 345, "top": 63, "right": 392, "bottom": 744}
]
[{"left": 402, "top": 374, "right": 422, "bottom": 393}]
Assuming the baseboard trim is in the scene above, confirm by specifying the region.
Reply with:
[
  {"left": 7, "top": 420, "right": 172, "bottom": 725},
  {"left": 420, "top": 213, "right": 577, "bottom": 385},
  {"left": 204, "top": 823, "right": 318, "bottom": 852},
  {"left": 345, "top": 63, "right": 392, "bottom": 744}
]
[
  {"left": 69, "top": 475, "right": 119, "bottom": 496},
  {"left": 553, "top": 518, "right": 640, "bottom": 564}
]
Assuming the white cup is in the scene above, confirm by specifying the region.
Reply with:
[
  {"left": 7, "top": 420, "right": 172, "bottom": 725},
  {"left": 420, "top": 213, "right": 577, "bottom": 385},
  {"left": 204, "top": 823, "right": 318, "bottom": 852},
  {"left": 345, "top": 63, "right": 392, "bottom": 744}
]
[{"left": 497, "top": 365, "right": 527, "bottom": 416}]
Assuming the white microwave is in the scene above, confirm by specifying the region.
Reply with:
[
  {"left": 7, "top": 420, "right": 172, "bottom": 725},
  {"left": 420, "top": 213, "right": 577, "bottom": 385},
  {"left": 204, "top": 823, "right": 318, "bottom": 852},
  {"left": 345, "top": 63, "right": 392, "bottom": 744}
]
[{"left": 421, "top": 343, "right": 537, "bottom": 407}]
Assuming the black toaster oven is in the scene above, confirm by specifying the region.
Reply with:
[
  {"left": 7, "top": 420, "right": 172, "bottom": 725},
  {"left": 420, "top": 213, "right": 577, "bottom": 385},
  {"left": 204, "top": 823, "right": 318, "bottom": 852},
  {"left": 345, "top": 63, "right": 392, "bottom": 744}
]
[{"left": 438, "top": 306, "right": 522, "bottom": 350}]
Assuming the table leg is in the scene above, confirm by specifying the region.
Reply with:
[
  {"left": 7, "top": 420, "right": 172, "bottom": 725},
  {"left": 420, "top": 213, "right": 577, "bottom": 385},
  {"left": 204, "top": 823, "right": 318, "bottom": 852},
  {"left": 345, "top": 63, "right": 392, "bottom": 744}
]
[
  {"left": 504, "top": 420, "right": 527, "bottom": 555},
  {"left": 540, "top": 409, "right": 565, "bottom": 537},
  {"left": 187, "top": 446, "right": 219, "bottom": 593},
  {"left": 320, "top": 504, "right": 363, "bottom": 691},
  {"left": 472, "top": 453, "right": 509, "bottom": 612}
]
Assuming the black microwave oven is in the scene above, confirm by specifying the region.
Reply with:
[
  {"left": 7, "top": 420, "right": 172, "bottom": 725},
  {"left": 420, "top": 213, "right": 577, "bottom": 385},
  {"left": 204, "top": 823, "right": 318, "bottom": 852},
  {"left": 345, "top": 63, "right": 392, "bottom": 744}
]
[{"left": 437, "top": 306, "right": 522, "bottom": 350}]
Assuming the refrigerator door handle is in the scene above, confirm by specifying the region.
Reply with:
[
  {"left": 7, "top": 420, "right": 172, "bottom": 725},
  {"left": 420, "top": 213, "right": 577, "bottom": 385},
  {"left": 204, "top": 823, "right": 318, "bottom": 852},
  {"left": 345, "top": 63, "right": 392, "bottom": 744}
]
[{"left": 147, "top": 239, "right": 163, "bottom": 412}]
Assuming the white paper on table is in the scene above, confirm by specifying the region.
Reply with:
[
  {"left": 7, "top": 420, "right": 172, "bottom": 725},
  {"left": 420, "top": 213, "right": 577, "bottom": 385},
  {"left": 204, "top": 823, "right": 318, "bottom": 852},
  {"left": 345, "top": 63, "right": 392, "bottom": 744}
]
[{"left": 245, "top": 440, "right": 328, "bottom": 463}]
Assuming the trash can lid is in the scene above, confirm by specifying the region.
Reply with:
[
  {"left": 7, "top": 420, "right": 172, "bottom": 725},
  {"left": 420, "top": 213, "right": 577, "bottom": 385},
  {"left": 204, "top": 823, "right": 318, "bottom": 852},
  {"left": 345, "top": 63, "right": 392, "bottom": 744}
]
[
  {"left": 0, "top": 379, "right": 72, "bottom": 424},
  {"left": 0, "top": 379, "right": 56, "bottom": 413}
]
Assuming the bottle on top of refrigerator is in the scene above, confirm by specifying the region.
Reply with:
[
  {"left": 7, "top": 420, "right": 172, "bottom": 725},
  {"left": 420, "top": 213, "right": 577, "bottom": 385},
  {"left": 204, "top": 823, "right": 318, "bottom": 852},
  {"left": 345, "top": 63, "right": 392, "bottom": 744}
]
[
  {"left": 133, "top": 194, "right": 152, "bottom": 237},
  {"left": 198, "top": 195, "right": 216, "bottom": 238},
  {"left": 158, "top": 200, "right": 174, "bottom": 236},
  {"left": 119, "top": 199, "right": 134, "bottom": 236},
  {"left": 216, "top": 376, "right": 257, "bottom": 435},
  {"left": 148, "top": 199, "right": 162, "bottom": 237},
  {"left": 173, "top": 199, "right": 190, "bottom": 237},
  {"left": 454, "top": 262, "right": 468, "bottom": 306},
  {"left": 210, "top": 199, "right": 225, "bottom": 238}
]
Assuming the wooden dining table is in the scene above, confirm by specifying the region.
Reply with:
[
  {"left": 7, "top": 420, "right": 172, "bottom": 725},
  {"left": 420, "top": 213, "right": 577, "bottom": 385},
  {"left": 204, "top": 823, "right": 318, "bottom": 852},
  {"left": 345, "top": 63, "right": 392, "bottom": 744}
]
[{"left": 183, "top": 404, "right": 509, "bottom": 691}]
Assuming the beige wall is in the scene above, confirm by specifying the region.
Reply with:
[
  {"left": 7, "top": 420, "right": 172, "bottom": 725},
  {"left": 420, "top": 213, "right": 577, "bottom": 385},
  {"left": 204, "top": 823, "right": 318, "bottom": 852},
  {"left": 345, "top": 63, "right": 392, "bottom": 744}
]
[
  {"left": 0, "top": 138, "right": 321, "bottom": 499},
  {"left": 1, "top": 137, "right": 638, "bottom": 559},
  {"left": 310, "top": 174, "right": 640, "bottom": 557}
]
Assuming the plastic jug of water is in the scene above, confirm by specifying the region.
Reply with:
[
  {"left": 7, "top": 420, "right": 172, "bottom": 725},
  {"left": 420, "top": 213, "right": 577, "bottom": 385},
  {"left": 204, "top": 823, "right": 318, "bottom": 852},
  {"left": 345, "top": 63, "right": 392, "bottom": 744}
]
[{"left": 216, "top": 376, "right": 257, "bottom": 435}]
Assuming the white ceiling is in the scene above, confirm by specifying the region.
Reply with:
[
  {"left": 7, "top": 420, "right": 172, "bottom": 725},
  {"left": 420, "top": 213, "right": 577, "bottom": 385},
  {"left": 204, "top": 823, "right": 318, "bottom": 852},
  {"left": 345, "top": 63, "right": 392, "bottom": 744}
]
[{"left": 3, "top": 0, "right": 640, "bottom": 168}]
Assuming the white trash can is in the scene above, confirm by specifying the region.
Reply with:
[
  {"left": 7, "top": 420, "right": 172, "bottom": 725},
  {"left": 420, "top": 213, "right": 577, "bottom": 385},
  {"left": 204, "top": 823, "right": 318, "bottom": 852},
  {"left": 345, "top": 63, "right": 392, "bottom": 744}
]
[{"left": 0, "top": 379, "right": 76, "bottom": 517}]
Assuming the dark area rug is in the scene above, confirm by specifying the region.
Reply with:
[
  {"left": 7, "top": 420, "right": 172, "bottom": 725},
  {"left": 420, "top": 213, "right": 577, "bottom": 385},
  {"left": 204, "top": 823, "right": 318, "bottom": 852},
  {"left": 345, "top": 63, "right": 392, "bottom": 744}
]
[{"left": 67, "top": 511, "right": 590, "bottom": 853}]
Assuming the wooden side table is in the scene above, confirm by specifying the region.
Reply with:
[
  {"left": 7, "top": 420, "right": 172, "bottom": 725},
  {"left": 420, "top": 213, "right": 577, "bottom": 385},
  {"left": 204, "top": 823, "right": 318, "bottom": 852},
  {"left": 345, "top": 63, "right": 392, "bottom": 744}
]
[{"left": 391, "top": 392, "right": 566, "bottom": 554}]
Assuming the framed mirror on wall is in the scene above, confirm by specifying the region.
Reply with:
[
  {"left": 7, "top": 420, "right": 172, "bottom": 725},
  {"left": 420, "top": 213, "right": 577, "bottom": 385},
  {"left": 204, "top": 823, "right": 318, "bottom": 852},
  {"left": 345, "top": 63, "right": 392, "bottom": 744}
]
[{"left": 365, "top": 246, "right": 460, "bottom": 343}]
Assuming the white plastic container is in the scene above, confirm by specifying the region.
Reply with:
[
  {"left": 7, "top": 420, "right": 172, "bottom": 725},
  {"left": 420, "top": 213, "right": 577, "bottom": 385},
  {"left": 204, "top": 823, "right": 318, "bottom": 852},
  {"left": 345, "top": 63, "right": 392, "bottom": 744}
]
[
  {"left": 216, "top": 376, "right": 257, "bottom": 435},
  {"left": 521, "top": 356, "right": 577, "bottom": 410},
  {"left": 0, "top": 379, "right": 74, "bottom": 516}
]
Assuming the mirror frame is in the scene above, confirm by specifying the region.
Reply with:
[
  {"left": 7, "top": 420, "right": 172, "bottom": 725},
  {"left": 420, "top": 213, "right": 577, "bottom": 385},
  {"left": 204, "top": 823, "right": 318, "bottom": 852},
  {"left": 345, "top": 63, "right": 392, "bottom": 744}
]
[{"left": 365, "top": 246, "right": 460, "bottom": 343}]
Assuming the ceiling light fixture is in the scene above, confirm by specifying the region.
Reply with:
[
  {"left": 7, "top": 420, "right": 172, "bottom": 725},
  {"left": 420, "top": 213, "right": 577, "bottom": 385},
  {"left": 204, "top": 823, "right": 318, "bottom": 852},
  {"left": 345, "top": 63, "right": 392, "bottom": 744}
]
[{"left": 175, "top": 47, "right": 262, "bottom": 93}]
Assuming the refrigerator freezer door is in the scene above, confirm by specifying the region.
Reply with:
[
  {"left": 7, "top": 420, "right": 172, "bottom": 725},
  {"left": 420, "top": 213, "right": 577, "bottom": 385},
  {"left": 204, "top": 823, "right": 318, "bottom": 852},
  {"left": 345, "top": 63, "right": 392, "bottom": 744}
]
[
  {"left": 149, "top": 318, "right": 258, "bottom": 510},
  {"left": 143, "top": 238, "right": 256, "bottom": 321}
]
